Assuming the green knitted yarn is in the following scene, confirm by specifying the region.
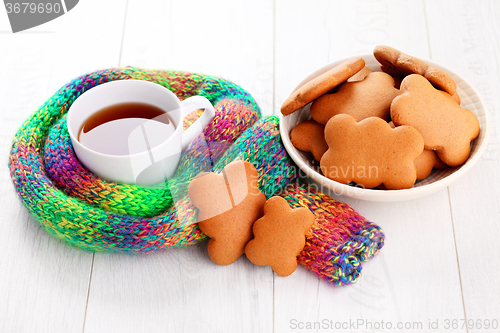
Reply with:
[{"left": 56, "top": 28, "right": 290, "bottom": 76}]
[
  {"left": 44, "top": 116, "right": 173, "bottom": 216},
  {"left": 214, "top": 115, "right": 296, "bottom": 197}
]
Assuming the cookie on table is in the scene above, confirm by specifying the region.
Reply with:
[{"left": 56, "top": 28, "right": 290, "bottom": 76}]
[
  {"left": 280, "top": 57, "right": 365, "bottom": 116},
  {"left": 290, "top": 120, "right": 328, "bottom": 162},
  {"left": 310, "top": 71, "right": 400, "bottom": 123},
  {"left": 320, "top": 114, "right": 424, "bottom": 190},
  {"left": 391, "top": 74, "right": 480, "bottom": 167},
  {"left": 188, "top": 160, "right": 266, "bottom": 266},
  {"left": 374, "top": 45, "right": 457, "bottom": 97},
  {"left": 245, "top": 196, "right": 314, "bottom": 277}
]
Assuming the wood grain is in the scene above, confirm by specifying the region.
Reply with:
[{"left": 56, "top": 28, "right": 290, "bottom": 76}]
[
  {"left": 1, "top": 1, "right": 499, "bottom": 332},
  {"left": 0, "top": 0, "right": 127, "bottom": 332},
  {"left": 120, "top": 0, "right": 274, "bottom": 116},
  {"left": 274, "top": 1, "right": 466, "bottom": 332},
  {"left": 425, "top": 1, "right": 500, "bottom": 332},
  {"left": 0, "top": 34, "right": 93, "bottom": 333},
  {"left": 84, "top": 245, "right": 273, "bottom": 333},
  {"left": 82, "top": 1, "right": 274, "bottom": 332}
]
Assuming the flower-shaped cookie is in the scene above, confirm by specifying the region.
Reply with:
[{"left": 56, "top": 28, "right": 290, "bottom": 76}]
[
  {"left": 320, "top": 114, "right": 424, "bottom": 189},
  {"left": 391, "top": 74, "right": 480, "bottom": 166},
  {"left": 290, "top": 120, "right": 328, "bottom": 162},
  {"left": 414, "top": 149, "right": 447, "bottom": 180},
  {"left": 311, "top": 72, "right": 400, "bottom": 124},
  {"left": 188, "top": 160, "right": 266, "bottom": 265},
  {"left": 389, "top": 121, "right": 447, "bottom": 180},
  {"left": 245, "top": 196, "right": 314, "bottom": 277}
]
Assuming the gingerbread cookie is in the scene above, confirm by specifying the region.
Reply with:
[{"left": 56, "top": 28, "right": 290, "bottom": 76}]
[
  {"left": 391, "top": 74, "right": 480, "bottom": 166},
  {"left": 281, "top": 57, "right": 365, "bottom": 116},
  {"left": 320, "top": 114, "right": 424, "bottom": 190},
  {"left": 290, "top": 120, "right": 328, "bottom": 161},
  {"left": 414, "top": 149, "right": 447, "bottom": 180},
  {"left": 347, "top": 66, "right": 372, "bottom": 82},
  {"left": 245, "top": 196, "right": 314, "bottom": 277},
  {"left": 374, "top": 45, "right": 457, "bottom": 96},
  {"left": 310, "top": 71, "right": 400, "bottom": 123},
  {"left": 388, "top": 121, "right": 447, "bottom": 180},
  {"left": 392, "top": 75, "right": 403, "bottom": 89},
  {"left": 188, "top": 160, "right": 266, "bottom": 265}
]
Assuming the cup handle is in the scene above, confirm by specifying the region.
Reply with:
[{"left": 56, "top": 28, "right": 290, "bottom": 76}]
[{"left": 180, "top": 96, "right": 216, "bottom": 151}]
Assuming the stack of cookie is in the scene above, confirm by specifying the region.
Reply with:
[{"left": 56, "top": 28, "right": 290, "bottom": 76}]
[{"left": 284, "top": 45, "right": 480, "bottom": 190}]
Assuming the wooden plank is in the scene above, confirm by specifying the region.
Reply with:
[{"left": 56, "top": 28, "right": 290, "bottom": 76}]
[
  {"left": 275, "top": 191, "right": 465, "bottom": 332},
  {"left": 274, "top": 1, "right": 467, "bottom": 332},
  {"left": 120, "top": 0, "right": 274, "bottom": 115},
  {"left": 84, "top": 246, "right": 273, "bottom": 333},
  {"left": 0, "top": 0, "right": 127, "bottom": 332},
  {"left": 425, "top": 1, "right": 500, "bottom": 332},
  {"left": 83, "top": 1, "right": 274, "bottom": 332},
  {"left": 0, "top": 36, "right": 93, "bottom": 333},
  {"left": 3, "top": 1, "right": 497, "bottom": 332},
  {"left": 274, "top": 0, "right": 431, "bottom": 115}
]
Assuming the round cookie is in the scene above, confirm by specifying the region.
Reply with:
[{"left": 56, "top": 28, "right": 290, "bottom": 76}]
[
  {"left": 320, "top": 114, "right": 424, "bottom": 190},
  {"left": 280, "top": 57, "right": 365, "bottom": 116},
  {"left": 310, "top": 71, "right": 400, "bottom": 124},
  {"left": 391, "top": 74, "right": 480, "bottom": 167},
  {"left": 290, "top": 120, "right": 328, "bottom": 162},
  {"left": 374, "top": 45, "right": 457, "bottom": 96}
]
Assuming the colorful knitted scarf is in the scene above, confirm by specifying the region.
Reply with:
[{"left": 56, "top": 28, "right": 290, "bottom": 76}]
[{"left": 9, "top": 68, "right": 384, "bottom": 286}]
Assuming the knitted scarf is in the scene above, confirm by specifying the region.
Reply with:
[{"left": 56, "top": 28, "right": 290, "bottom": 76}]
[{"left": 9, "top": 67, "right": 384, "bottom": 286}]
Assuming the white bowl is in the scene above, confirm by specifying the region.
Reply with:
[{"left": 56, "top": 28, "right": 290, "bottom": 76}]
[{"left": 280, "top": 54, "right": 490, "bottom": 202}]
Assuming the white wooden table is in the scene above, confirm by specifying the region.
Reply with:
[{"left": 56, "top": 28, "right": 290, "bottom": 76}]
[{"left": 1, "top": 1, "right": 499, "bottom": 332}]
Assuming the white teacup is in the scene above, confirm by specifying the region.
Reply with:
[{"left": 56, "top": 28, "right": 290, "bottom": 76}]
[{"left": 67, "top": 79, "right": 215, "bottom": 186}]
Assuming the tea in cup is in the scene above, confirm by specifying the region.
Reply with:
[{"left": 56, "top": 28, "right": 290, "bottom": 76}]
[{"left": 66, "top": 79, "right": 215, "bottom": 186}]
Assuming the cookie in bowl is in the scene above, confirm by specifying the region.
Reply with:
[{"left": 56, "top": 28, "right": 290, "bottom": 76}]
[{"left": 280, "top": 46, "right": 489, "bottom": 202}]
